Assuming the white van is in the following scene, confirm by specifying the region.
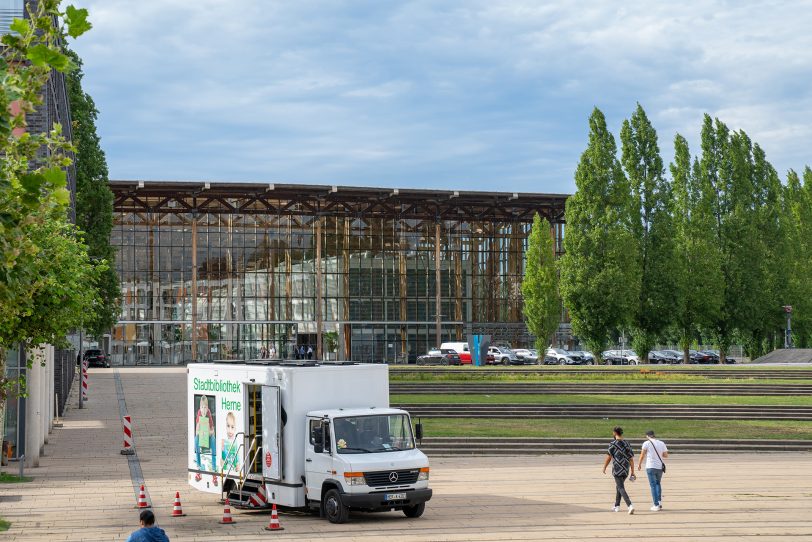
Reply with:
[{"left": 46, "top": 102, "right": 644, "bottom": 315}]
[
  {"left": 439, "top": 342, "right": 472, "bottom": 364},
  {"left": 187, "top": 362, "right": 432, "bottom": 523}
]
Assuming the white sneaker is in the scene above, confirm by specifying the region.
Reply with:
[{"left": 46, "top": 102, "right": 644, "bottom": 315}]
[
  {"left": 628, "top": 505, "right": 635, "bottom": 515},
  {"left": 612, "top": 506, "right": 620, "bottom": 512},
  {"left": 650, "top": 505, "right": 661, "bottom": 512}
]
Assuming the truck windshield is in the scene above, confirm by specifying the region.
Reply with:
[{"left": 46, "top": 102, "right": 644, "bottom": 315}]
[{"left": 334, "top": 414, "right": 415, "bottom": 454}]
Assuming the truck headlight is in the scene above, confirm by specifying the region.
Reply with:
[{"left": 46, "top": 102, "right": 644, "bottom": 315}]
[
  {"left": 343, "top": 472, "right": 366, "bottom": 486},
  {"left": 417, "top": 467, "right": 430, "bottom": 481}
]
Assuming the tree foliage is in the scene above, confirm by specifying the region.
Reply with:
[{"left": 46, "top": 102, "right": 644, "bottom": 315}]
[
  {"left": 783, "top": 168, "right": 812, "bottom": 347},
  {"left": 522, "top": 214, "right": 560, "bottom": 351},
  {"left": 0, "top": 2, "right": 96, "bottom": 403},
  {"left": 563, "top": 107, "right": 810, "bottom": 361},
  {"left": 620, "top": 104, "right": 675, "bottom": 362},
  {"left": 65, "top": 47, "right": 119, "bottom": 339},
  {"left": 559, "top": 108, "right": 640, "bottom": 355},
  {"left": 669, "top": 134, "right": 723, "bottom": 362}
]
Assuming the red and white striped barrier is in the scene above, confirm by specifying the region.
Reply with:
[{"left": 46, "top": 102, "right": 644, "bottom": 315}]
[
  {"left": 248, "top": 483, "right": 268, "bottom": 508},
  {"left": 121, "top": 415, "right": 135, "bottom": 455},
  {"left": 81, "top": 362, "right": 88, "bottom": 401}
]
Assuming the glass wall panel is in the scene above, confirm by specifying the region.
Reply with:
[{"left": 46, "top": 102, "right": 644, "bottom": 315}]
[{"left": 111, "top": 189, "right": 562, "bottom": 364}]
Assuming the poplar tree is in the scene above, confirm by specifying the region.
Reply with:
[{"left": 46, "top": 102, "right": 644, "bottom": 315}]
[
  {"left": 783, "top": 168, "right": 812, "bottom": 346},
  {"left": 65, "top": 48, "right": 120, "bottom": 339},
  {"left": 670, "top": 134, "right": 722, "bottom": 362},
  {"left": 522, "top": 214, "right": 560, "bottom": 351},
  {"left": 620, "top": 104, "right": 674, "bottom": 361},
  {"left": 698, "top": 115, "right": 740, "bottom": 361},
  {"left": 559, "top": 108, "right": 640, "bottom": 356},
  {"left": 750, "top": 144, "right": 786, "bottom": 355}
]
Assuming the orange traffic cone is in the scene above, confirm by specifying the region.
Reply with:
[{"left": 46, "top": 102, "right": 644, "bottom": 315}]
[
  {"left": 171, "top": 491, "right": 186, "bottom": 517},
  {"left": 264, "top": 503, "right": 284, "bottom": 531},
  {"left": 219, "top": 498, "right": 235, "bottom": 524},
  {"left": 136, "top": 484, "right": 150, "bottom": 509}
]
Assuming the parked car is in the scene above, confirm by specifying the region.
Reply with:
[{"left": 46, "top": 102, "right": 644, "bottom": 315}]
[
  {"left": 416, "top": 348, "right": 462, "bottom": 365},
  {"left": 488, "top": 346, "right": 522, "bottom": 365},
  {"left": 440, "top": 342, "right": 472, "bottom": 364},
  {"left": 512, "top": 349, "right": 539, "bottom": 363},
  {"left": 701, "top": 350, "right": 720, "bottom": 363},
  {"left": 703, "top": 349, "right": 737, "bottom": 364},
  {"left": 545, "top": 348, "right": 587, "bottom": 365},
  {"left": 601, "top": 349, "right": 639, "bottom": 365},
  {"left": 688, "top": 349, "right": 715, "bottom": 364},
  {"left": 569, "top": 350, "right": 596, "bottom": 365},
  {"left": 83, "top": 349, "right": 110, "bottom": 368},
  {"left": 648, "top": 350, "right": 680, "bottom": 364},
  {"left": 662, "top": 349, "right": 686, "bottom": 364}
]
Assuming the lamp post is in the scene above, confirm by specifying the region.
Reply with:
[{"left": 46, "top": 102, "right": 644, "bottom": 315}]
[{"left": 783, "top": 305, "right": 793, "bottom": 349}]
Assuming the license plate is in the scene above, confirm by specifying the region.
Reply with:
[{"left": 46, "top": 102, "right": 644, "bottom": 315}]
[{"left": 385, "top": 493, "right": 407, "bottom": 501}]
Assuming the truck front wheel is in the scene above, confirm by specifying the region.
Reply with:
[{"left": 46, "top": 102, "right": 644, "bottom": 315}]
[
  {"left": 323, "top": 489, "right": 349, "bottom": 524},
  {"left": 403, "top": 502, "right": 425, "bottom": 518}
]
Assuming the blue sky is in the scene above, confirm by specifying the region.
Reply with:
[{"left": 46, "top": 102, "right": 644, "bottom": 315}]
[{"left": 70, "top": 1, "right": 812, "bottom": 193}]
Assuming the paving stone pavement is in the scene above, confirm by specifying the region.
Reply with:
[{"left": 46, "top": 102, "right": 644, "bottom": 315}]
[{"left": 2, "top": 367, "right": 811, "bottom": 541}]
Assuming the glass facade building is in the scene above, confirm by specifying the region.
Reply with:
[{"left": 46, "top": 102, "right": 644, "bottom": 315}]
[{"left": 110, "top": 182, "right": 568, "bottom": 365}]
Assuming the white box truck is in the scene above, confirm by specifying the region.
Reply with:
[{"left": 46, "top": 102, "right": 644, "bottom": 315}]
[{"left": 187, "top": 361, "right": 432, "bottom": 523}]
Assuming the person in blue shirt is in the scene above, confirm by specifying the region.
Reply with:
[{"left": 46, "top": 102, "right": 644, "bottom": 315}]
[{"left": 127, "top": 510, "right": 169, "bottom": 542}]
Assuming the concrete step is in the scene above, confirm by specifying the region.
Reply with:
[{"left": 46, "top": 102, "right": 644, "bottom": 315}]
[
  {"left": 398, "top": 403, "right": 812, "bottom": 420},
  {"left": 391, "top": 384, "right": 812, "bottom": 396},
  {"left": 416, "top": 437, "right": 812, "bottom": 454}
]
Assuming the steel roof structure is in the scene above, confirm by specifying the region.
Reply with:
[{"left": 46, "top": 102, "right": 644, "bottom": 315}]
[{"left": 110, "top": 180, "right": 569, "bottom": 223}]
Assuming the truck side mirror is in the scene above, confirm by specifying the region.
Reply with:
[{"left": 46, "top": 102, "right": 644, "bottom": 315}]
[
  {"left": 313, "top": 427, "right": 324, "bottom": 454},
  {"left": 415, "top": 422, "right": 424, "bottom": 441}
]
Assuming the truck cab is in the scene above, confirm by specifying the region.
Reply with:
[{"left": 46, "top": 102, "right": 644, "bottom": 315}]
[{"left": 305, "top": 408, "right": 432, "bottom": 523}]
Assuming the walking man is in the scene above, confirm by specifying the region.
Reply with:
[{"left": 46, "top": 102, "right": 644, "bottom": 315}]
[
  {"left": 603, "top": 426, "right": 635, "bottom": 514},
  {"left": 638, "top": 429, "right": 668, "bottom": 511}
]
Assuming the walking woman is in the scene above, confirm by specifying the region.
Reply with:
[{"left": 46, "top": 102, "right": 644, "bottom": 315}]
[{"left": 603, "top": 426, "right": 636, "bottom": 514}]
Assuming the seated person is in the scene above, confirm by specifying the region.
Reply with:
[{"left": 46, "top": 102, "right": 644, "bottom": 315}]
[{"left": 334, "top": 418, "right": 359, "bottom": 450}]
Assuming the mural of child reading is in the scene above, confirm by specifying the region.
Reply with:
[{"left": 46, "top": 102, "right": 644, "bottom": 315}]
[
  {"left": 220, "top": 411, "right": 240, "bottom": 472},
  {"left": 194, "top": 394, "right": 218, "bottom": 486}
]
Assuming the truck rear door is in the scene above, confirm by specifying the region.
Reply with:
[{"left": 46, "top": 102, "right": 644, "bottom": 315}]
[{"left": 261, "top": 386, "right": 281, "bottom": 480}]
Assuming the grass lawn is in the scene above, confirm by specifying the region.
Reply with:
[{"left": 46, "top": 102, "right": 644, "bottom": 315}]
[
  {"left": 420, "top": 418, "right": 812, "bottom": 440},
  {"left": 391, "top": 364, "right": 812, "bottom": 372},
  {"left": 392, "top": 393, "right": 812, "bottom": 406},
  {"left": 391, "top": 372, "right": 812, "bottom": 385},
  {"left": 0, "top": 472, "right": 32, "bottom": 483}
]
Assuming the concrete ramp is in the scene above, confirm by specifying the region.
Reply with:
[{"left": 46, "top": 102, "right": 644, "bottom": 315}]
[{"left": 753, "top": 348, "right": 812, "bottom": 364}]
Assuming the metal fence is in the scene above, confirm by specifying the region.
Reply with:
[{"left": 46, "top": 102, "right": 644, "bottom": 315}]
[{"left": 53, "top": 348, "right": 76, "bottom": 416}]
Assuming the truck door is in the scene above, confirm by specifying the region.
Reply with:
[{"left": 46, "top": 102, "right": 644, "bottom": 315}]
[
  {"left": 305, "top": 418, "right": 333, "bottom": 502},
  {"left": 261, "top": 386, "right": 281, "bottom": 481}
]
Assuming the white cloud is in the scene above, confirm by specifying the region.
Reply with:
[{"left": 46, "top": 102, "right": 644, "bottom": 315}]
[{"left": 67, "top": 0, "right": 812, "bottom": 190}]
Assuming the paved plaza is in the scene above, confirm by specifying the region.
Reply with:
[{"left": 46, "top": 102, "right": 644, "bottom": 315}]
[{"left": 2, "top": 367, "right": 811, "bottom": 541}]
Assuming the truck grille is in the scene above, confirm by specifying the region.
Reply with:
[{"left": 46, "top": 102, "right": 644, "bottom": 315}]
[{"left": 364, "top": 469, "right": 420, "bottom": 487}]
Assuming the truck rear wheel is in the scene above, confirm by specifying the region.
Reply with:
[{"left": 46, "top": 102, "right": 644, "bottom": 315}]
[
  {"left": 403, "top": 502, "right": 425, "bottom": 518},
  {"left": 324, "top": 489, "right": 349, "bottom": 524}
]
